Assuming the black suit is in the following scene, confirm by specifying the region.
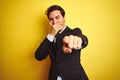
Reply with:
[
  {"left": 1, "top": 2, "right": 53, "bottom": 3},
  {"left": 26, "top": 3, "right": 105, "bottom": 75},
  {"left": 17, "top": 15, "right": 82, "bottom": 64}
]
[{"left": 35, "top": 27, "right": 89, "bottom": 80}]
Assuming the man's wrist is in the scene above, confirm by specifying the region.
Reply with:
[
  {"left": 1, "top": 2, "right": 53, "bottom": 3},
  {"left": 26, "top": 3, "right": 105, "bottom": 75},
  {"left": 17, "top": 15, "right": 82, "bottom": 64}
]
[{"left": 47, "top": 34, "right": 55, "bottom": 42}]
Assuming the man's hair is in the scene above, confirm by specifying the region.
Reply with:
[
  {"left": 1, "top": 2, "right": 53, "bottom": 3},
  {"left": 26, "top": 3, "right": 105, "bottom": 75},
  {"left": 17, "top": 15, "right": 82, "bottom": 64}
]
[{"left": 46, "top": 5, "right": 65, "bottom": 18}]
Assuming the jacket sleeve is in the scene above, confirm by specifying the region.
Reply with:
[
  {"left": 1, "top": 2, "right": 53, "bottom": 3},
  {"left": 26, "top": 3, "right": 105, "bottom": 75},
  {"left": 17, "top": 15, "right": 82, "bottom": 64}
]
[
  {"left": 35, "top": 38, "right": 51, "bottom": 61},
  {"left": 72, "top": 28, "right": 88, "bottom": 49}
]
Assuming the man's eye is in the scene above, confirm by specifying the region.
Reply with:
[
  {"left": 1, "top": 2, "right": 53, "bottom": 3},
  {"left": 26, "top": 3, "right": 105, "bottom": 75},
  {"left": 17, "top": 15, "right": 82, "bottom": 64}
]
[{"left": 56, "top": 16, "right": 60, "bottom": 19}]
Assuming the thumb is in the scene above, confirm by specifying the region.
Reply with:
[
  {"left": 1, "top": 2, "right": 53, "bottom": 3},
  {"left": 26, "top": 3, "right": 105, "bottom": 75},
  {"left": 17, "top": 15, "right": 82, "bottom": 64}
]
[{"left": 62, "top": 43, "right": 72, "bottom": 54}]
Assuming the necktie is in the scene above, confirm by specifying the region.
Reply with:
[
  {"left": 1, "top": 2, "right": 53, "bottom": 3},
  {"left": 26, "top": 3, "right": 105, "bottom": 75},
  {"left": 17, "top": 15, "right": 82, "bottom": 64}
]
[{"left": 54, "top": 32, "right": 60, "bottom": 43}]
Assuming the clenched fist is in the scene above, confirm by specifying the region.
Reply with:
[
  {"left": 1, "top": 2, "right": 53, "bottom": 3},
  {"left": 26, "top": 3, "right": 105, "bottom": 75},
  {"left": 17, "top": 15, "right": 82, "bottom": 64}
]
[
  {"left": 62, "top": 35, "right": 82, "bottom": 53},
  {"left": 50, "top": 23, "right": 64, "bottom": 37}
]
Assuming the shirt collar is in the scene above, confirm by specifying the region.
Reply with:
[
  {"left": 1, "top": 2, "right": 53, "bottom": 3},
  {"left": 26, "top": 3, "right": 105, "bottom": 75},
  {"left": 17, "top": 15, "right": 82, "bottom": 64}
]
[{"left": 59, "top": 26, "right": 67, "bottom": 34}]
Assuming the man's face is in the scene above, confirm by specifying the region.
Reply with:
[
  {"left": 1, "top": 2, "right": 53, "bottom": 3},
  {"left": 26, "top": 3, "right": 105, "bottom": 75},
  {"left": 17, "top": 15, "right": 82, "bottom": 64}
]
[{"left": 48, "top": 10, "right": 65, "bottom": 30}]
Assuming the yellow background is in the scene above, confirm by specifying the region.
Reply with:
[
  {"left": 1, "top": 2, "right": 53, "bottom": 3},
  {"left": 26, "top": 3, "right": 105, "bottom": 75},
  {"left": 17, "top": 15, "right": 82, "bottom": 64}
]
[{"left": 0, "top": 0, "right": 120, "bottom": 80}]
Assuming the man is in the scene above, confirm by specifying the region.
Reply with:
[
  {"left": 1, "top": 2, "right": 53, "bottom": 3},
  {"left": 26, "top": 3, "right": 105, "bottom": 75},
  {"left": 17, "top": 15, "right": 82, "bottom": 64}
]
[{"left": 35, "top": 5, "right": 89, "bottom": 80}]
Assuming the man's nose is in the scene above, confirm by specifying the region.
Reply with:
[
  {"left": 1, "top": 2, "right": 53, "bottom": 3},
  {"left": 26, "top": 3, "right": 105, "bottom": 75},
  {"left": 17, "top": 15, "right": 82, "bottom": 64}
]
[{"left": 53, "top": 19, "right": 57, "bottom": 25}]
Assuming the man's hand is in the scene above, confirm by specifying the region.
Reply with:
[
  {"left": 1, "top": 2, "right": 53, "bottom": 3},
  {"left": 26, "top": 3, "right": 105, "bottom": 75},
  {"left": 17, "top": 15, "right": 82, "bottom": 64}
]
[
  {"left": 62, "top": 35, "right": 82, "bottom": 53},
  {"left": 50, "top": 23, "right": 63, "bottom": 37}
]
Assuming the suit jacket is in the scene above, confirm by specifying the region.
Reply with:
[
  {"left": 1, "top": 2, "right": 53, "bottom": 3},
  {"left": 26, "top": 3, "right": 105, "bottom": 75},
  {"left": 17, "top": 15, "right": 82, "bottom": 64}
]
[{"left": 35, "top": 27, "right": 89, "bottom": 80}]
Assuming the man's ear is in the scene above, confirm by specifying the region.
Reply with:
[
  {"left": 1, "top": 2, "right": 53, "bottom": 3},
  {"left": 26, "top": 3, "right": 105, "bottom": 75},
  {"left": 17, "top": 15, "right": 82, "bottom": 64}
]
[
  {"left": 63, "top": 16, "right": 65, "bottom": 20},
  {"left": 63, "top": 16, "right": 65, "bottom": 23}
]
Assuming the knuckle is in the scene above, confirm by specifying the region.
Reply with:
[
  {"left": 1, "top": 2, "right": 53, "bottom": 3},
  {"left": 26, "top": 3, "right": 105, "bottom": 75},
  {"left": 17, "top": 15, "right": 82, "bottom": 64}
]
[{"left": 63, "top": 36, "right": 69, "bottom": 42}]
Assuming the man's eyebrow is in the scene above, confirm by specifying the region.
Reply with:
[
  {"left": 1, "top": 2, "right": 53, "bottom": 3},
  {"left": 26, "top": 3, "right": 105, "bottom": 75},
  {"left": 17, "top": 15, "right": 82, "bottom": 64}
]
[
  {"left": 49, "top": 15, "right": 60, "bottom": 20},
  {"left": 55, "top": 15, "right": 60, "bottom": 18}
]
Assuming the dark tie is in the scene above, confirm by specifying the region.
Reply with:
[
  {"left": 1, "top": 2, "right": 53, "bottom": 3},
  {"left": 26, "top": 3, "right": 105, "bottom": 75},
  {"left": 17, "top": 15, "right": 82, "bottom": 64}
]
[{"left": 54, "top": 32, "right": 60, "bottom": 43}]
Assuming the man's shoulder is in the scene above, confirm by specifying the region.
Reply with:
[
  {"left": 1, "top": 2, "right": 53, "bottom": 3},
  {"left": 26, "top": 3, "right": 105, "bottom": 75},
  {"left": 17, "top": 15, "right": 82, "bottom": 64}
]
[
  {"left": 72, "top": 28, "right": 82, "bottom": 33},
  {"left": 65, "top": 26, "right": 82, "bottom": 35},
  {"left": 66, "top": 26, "right": 81, "bottom": 31}
]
